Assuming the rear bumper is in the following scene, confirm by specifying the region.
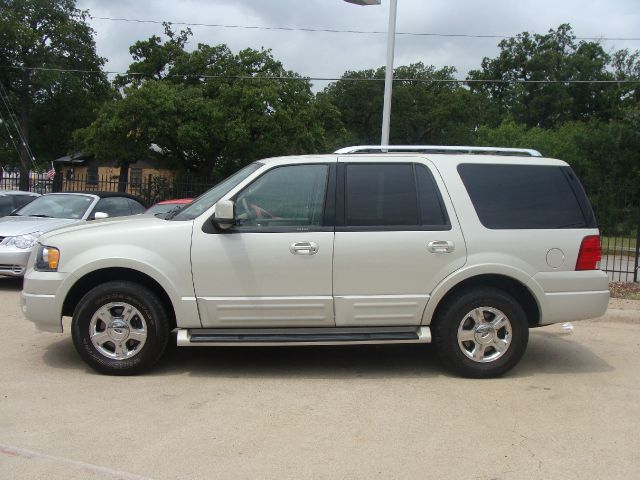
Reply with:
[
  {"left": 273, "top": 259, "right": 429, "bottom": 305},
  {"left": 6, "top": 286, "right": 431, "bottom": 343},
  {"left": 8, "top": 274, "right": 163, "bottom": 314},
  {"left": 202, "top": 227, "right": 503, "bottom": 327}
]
[
  {"left": 538, "top": 289, "right": 610, "bottom": 325},
  {"left": 529, "top": 270, "right": 610, "bottom": 325}
]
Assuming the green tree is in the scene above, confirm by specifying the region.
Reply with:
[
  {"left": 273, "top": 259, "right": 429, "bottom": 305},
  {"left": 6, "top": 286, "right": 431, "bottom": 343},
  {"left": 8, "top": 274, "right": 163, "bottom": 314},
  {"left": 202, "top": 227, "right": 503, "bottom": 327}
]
[
  {"left": 76, "top": 27, "right": 344, "bottom": 183},
  {"left": 475, "top": 120, "right": 640, "bottom": 186},
  {"left": 0, "top": 0, "right": 109, "bottom": 189},
  {"left": 468, "top": 24, "right": 622, "bottom": 128},
  {"left": 323, "top": 63, "right": 492, "bottom": 145}
]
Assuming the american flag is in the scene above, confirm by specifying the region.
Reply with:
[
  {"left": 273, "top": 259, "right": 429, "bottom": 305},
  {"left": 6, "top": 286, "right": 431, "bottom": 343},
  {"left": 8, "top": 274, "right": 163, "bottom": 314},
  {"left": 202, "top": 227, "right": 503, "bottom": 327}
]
[{"left": 44, "top": 162, "right": 56, "bottom": 180}]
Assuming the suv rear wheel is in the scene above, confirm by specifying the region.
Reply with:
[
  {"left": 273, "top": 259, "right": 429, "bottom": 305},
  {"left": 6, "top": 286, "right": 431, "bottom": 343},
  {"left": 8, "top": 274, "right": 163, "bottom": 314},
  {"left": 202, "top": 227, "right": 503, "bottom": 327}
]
[
  {"left": 71, "top": 281, "right": 170, "bottom": 375},
  {"left": 432, "top": 287, "right": 529, "bottom": 378}
]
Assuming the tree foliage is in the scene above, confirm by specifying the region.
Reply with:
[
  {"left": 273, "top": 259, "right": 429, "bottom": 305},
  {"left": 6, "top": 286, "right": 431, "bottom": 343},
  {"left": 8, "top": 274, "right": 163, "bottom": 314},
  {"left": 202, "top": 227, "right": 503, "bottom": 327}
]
[
  {"left": 468, "top": 24, "right": 630, "bottom": 128},
  {"left": 3, "top": 10, "right": 639, "bottom": 190},
  {"left": 0, "top": 0, "right": 109, "bottom": 187},
  {"left": 468, "top": 24, "right": 640, "bottom": 186},
  {"left": 76, "top": 26, "right": 344, "bottom": 180},
  {"left": 322, "top": 63, "right": 493, "bottom": 145}
]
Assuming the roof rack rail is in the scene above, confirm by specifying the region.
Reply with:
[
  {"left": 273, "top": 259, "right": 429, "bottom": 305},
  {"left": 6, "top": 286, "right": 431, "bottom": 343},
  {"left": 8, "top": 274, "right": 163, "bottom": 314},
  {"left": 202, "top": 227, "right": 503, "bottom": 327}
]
[{"left": 334, "top": 145, "right": 543, "bottom": 157}]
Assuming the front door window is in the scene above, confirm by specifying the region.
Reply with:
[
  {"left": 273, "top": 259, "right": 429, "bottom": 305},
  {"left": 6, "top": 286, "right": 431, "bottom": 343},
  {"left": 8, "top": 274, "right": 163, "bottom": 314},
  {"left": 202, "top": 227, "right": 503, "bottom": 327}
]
[{"left": 234, "top": 164, "right": 328, "bottom": 230}]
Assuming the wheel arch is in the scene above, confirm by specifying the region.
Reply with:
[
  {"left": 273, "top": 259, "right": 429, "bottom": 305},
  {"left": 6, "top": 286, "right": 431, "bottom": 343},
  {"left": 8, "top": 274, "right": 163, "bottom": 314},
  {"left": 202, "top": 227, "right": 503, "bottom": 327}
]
[
  {"left": 62, "top": 267, "right": 177, "bottom": 330},
  {"left": 424, "top": 272, "right": 541, "bottom": 328}
]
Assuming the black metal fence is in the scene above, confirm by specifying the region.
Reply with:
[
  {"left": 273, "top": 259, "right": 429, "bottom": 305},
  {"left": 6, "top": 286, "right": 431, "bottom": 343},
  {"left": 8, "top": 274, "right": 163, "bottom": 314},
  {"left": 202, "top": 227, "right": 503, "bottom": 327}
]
[
  {"left": 0, "top": 172, "right": 219, "bottom": 205},
  {"left": 2, "top": 172, "right": 639, "bottom": 282},
  {"left": 585, "top": 182, "right": 639, "bottom": 283}
]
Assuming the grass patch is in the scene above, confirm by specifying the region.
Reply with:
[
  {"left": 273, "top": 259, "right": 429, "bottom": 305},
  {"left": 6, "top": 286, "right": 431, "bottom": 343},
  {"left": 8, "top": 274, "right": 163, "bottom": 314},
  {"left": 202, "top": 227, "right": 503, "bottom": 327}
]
[
  {"left": 609, "top": 282, "right": 640, "bottom": 300},
  {"left": 601, "top": 236, "right": 637, "bottom": 255}
]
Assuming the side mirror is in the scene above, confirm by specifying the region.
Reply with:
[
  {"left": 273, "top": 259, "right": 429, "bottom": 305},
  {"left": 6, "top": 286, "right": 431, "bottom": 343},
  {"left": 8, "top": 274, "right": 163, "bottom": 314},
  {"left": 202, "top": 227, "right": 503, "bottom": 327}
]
[
  {"left": 93, "top": 212, "right": 109, "bottom": 220},
  {"left": 212, "top": 200, "right": 235, "bottom": 230}
]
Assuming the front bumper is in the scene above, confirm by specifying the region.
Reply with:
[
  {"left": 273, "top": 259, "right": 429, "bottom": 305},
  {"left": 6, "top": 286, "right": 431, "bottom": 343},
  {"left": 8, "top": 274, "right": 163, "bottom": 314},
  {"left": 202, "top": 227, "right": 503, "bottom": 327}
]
[
  {"left": 21, "top": 290, "right": 61, "bottom": 332},
  {"left": 21, "top": 270, "right": 68, "bottom": 333},
  {"left": 0, "top": 247, "right": 31, "bottom": 277}
]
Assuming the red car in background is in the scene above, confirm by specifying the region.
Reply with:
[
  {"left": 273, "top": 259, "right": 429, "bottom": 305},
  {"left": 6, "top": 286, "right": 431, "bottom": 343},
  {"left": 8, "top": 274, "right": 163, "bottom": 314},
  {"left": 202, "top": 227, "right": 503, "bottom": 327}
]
[{"left": 145, "top": 198, "right": 193, "bottom": 217}]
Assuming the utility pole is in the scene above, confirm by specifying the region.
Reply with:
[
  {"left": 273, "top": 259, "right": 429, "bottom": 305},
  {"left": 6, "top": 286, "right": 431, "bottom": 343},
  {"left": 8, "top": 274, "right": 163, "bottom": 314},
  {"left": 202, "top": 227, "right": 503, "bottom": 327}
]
[{"left": 343, "top": 0, "right": 398, "bottom": 146}]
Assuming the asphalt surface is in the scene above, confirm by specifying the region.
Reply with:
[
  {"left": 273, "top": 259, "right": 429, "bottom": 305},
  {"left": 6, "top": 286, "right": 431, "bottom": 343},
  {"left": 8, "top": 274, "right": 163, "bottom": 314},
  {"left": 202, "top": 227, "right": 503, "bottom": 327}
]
[{"left": 1, "top": 276, "right": 639, "bottom": 480}]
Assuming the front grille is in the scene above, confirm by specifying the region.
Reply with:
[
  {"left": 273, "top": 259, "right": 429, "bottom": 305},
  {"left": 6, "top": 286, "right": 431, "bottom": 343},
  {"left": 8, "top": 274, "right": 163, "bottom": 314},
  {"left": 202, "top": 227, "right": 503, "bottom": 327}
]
[{"left": 0, "top": 264, "right": 24, "bottom": 274}]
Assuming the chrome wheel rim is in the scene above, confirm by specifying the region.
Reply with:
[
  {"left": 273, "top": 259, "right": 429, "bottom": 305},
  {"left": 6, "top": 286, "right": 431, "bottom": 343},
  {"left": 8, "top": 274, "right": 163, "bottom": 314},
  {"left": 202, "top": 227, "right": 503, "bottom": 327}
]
[
  {"left": 89, "top": 302, "right": 148, "bottom": 360},
  {"left": 457, "top": 307, "right": 512, "bottom": 363}
]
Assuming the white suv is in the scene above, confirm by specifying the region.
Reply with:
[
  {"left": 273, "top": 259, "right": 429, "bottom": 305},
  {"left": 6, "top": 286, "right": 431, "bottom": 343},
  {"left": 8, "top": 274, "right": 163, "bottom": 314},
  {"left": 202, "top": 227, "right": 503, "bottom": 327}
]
[{"left": 21, "top": 146, "right": 609, "bottom": 377}]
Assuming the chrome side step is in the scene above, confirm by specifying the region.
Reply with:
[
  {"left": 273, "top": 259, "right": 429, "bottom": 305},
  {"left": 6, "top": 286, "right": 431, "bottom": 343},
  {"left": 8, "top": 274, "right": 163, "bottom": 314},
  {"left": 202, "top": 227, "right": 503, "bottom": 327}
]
[{"left": 177, "top": 326, "right": 431, "bottom": 347}]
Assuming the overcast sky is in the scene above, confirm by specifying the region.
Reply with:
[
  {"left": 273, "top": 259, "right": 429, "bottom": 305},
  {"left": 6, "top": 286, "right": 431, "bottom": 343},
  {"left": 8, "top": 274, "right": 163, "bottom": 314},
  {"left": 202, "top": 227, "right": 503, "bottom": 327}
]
[{"left": 76, "top": 0, "right": 640, "bottom": 90}]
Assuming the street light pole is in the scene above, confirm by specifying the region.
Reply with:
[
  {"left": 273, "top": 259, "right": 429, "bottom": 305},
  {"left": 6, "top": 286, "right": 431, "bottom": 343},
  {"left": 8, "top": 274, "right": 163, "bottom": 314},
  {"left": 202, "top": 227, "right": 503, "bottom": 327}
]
[
  {"left": 343, "top": 0, "right": 397, "bottom": 146},
  {"left": 380, "top": 0, "right": 397, "bottom": 146}
]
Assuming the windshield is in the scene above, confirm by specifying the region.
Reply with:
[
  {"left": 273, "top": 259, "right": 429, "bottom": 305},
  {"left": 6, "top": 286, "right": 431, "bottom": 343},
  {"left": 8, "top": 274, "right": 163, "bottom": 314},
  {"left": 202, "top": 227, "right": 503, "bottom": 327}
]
[
  {"left": 172, "top": 163, "right": 263, "bottom": 221},
  {"left": 14, "top": 194, "right": 94, "bottom": 219}
]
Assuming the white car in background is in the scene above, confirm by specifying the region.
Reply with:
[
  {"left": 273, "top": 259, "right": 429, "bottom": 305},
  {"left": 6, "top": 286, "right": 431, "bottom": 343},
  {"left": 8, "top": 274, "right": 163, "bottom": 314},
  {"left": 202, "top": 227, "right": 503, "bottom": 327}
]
[{"left": 0, "top": 192, "right": 146, "bottom": 277}]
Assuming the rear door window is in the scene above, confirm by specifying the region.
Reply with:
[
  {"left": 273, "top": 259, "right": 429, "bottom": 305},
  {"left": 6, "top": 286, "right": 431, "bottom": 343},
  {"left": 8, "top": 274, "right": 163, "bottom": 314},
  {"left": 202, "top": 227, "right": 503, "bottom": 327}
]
[
  {"left": 126, "top": 198, "right": 146, "bottom": 214},
  {"left": 93, "top": 197, "right": 134, "bottom": 218},
  {"left": 13, "top": 195, "right": 37, "bottom": 209},
  {"left": 342, "top": 163, "right": 450, "bottom": 229},
  {"left": 458, "top": 164, "right": 596, "bottom": 229},
  {"left": 345, "top": 163, "right": 418, "bottom": 226}
]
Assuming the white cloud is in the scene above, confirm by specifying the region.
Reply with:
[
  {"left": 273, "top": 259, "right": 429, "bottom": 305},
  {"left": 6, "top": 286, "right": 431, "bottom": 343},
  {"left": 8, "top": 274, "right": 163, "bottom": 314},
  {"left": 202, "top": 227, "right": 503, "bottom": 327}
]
[{"left": 77, "top": 0, "right": 640, "bottom": 89}]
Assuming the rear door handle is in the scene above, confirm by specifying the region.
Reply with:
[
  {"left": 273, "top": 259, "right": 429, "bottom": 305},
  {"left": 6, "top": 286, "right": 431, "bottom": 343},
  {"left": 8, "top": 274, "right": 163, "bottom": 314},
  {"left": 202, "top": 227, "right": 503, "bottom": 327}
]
[
  {"left": 428, "top": 240, "right": 455, "bottom": 254},
  {"left": 290, "top": 241, "right": 319, "bottom": 255}
]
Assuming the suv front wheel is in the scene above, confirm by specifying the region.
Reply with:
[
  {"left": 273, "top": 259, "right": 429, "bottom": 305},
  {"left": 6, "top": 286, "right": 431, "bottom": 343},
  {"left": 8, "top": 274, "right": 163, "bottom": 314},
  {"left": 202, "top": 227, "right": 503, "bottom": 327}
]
[
  {"left": 71, "top": 281, "right": 170, "bottom": 375},
  {"left": 432, "top": 287, "right": 529, "bottom": 378}
]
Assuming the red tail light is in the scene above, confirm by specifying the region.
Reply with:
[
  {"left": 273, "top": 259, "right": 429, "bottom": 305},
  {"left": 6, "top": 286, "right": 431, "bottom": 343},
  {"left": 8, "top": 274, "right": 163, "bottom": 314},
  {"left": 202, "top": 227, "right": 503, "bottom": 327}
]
[{"left": 576, "top": 235, "right": 601, "bottom": 270}]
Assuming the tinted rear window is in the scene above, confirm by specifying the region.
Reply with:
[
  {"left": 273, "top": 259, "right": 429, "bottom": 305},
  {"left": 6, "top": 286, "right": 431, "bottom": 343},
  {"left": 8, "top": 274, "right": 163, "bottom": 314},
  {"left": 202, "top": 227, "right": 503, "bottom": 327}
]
[
  {"left": 345, "top": 163, "right": 418, "bottom": 226},
  {"left": 458, "top": 164, "right": 596, "bottom": 229},
  {"left": 343, "top": 163, "right": 450, "bottom": 228}
]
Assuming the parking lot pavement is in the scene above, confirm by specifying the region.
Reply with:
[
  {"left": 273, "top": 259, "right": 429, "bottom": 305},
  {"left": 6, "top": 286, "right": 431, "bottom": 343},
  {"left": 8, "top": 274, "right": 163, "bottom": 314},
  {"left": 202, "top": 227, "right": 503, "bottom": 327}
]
[{"left": 1, "top": 277, "right": 639, "bottom": 480}]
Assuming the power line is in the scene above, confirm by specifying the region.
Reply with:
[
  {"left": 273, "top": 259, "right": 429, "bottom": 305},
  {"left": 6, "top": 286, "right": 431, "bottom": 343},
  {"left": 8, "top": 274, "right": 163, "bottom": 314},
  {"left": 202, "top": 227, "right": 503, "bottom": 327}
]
[
  {"left": 88, "top": 15, "right": 640, "bottom": 42},
  {"left": 2, "top": 65, "right": 640, "bottom": 84},
  {"left": 0, "top": 112, "right": 22, "bottom": 158},
  {"left": 0, "top": 82, "right": 38, "bottom": 168}
]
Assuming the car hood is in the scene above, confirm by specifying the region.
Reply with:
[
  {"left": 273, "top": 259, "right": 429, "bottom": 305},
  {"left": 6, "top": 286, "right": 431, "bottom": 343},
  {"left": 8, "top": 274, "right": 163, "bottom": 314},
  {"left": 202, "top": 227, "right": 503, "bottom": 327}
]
[
  {"left": 0, "top": 216, "right": 81, "bottom": 236},
  {"left": 39, "top": 214, "right": 157, "bottom": 242}
]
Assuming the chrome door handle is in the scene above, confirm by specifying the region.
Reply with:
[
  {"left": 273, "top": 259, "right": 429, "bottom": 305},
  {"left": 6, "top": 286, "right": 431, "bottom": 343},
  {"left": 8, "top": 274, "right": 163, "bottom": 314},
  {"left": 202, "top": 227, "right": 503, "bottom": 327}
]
[
  {"left": 290, "top": 241, "right": 319, "bottom": 255},
  {"left": 428, "top": 240, "right": 455, "bottom": 254}
]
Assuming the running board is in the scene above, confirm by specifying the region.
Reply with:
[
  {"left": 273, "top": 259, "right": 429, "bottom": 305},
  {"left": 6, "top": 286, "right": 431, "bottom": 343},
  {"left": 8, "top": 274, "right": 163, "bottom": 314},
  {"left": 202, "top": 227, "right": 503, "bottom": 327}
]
[{"left": 176, "top": 326, "right": 431, "bottom": 347}]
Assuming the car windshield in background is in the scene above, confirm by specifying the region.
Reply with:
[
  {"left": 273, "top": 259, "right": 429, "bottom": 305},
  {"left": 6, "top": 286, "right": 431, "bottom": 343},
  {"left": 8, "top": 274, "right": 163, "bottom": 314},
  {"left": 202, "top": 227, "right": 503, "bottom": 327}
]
[
  {"left": 14, "top": 194, "right": 94, "bottom": 219},
  {"left": 171, "top": 163, "right": 263, "bottom": 221}
]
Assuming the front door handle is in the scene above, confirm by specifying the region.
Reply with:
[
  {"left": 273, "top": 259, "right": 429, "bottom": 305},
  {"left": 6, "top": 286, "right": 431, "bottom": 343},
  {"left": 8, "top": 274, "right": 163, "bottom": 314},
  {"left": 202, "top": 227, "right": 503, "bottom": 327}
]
[
  {"left": 428, "top": 240, "right": 455, "bottom": 254},
  {"left": 290, "top": 241, "right": 319, "bottom": 255}
]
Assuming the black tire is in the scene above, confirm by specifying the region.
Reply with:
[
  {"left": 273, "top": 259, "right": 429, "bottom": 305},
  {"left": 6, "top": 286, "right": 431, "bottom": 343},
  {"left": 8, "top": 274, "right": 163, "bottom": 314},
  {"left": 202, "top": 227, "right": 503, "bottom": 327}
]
[
  {"left": 71, "top": 281, "right": 170, "bottom": 375},
  {"left": 432, "top": 287, "right": 529, "bottom": 378}
]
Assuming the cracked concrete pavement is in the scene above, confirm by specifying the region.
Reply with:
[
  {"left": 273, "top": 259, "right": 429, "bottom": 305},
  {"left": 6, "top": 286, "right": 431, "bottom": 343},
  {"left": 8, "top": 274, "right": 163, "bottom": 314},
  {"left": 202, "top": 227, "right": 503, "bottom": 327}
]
[{"left": 1, "top": 276, "right": 639, "bottom": 480}]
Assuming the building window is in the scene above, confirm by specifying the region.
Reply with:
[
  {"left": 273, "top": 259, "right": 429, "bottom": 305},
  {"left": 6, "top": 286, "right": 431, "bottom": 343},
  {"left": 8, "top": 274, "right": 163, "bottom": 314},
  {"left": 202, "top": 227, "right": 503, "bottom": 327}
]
[
  {"left": 86, "top": 165, "right": 99, "bottom": 185},
  {"left": 130, "top": 168, "right": 142, "bottom": 188}
]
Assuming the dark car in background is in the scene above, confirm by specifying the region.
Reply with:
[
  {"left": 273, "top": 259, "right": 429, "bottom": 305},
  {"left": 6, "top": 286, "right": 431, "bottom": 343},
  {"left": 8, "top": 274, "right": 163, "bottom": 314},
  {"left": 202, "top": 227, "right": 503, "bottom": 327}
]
[{"left": 0, "top": 191, "right": 40, "bottom": 218}]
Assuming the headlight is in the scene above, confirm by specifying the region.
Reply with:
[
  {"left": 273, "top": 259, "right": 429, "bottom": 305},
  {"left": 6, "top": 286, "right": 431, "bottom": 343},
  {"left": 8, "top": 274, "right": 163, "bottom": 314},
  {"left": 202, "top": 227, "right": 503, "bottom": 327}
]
[
  {"left": 35, "top": 245, "right": 60, "bottom": 272},
  {"left": 6, "top": 231, "right": 43, "bottom": 249}
]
